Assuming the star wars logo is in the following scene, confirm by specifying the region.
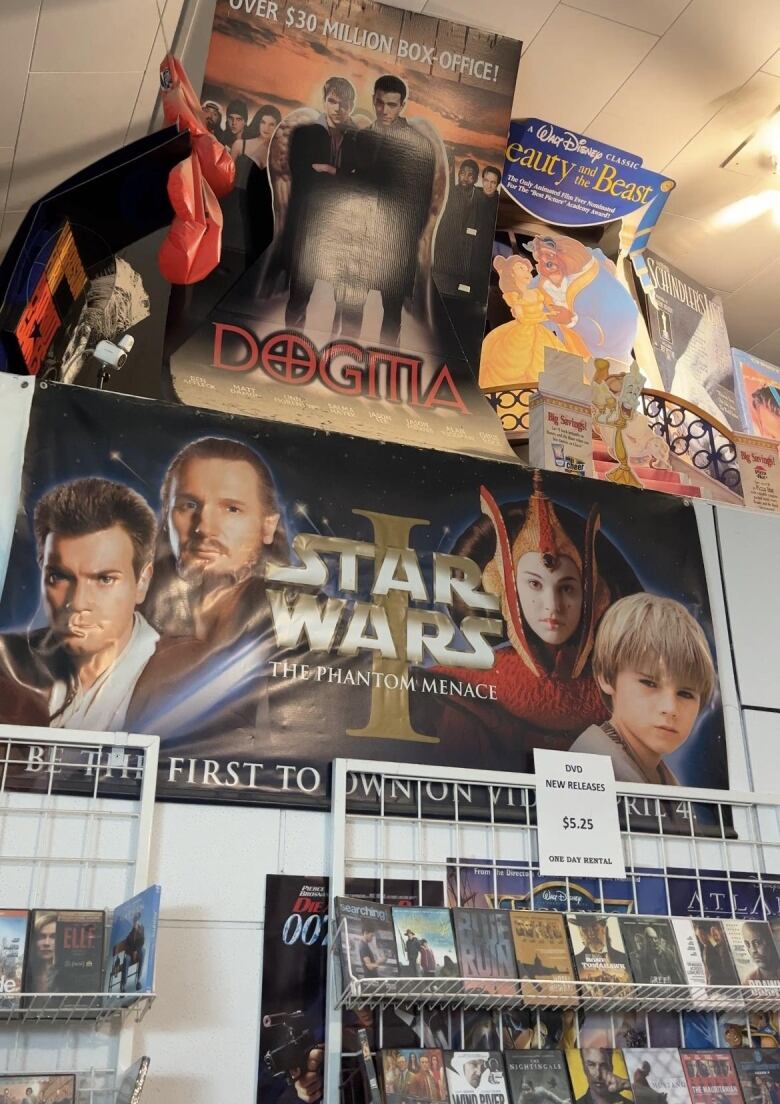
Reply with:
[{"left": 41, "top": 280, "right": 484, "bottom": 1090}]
[{"left": 267, "top": 510, "right": 503, "bottom": 742}]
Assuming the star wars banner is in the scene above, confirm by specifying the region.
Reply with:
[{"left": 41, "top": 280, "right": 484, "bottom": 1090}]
[
  {"left": 167, "top": 0, "right": 521, "bottom": 460},
  {"left": 0, "top": 382, "right": 727, "bottom": 808}
]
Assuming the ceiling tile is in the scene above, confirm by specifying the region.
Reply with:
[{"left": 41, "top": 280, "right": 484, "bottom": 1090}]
[
  {"left": 593, "top": 0, "right": 780, "bottom": 170},
  {"left": 32, "top": 0, "right": 161, "bottom": 73},
  {"left": 762, "top": 47, "right": 780, "bottom": 77},
  {"left": 7, "top": 71, "right": 142, "bottom": 211},
  {"left": 0, "top": 210, "right": 26, "bottom": 259},
  {"left": 586, "top": 109, "right": 677, "bottom": 168},
  {"left": 594, "top": 72, "right": 780, "bottom": 180},
  {"left": 422, "top": 0, "right": 558, "bottom": 45},
  {"left": 423, "top": 0, "right": 558, "bottom": 45},
  {"left": 650, "top": 207, "right": 780, "bottom": 294},
  {"left": 384, "top": 0, "right": 429, "bottom": 10},
  {"left": 0, "top": 0, "right": 42, "bottom": 148},
  {"left": 162, "top": 0, "right": 188, "bottom": 41},
  {"left": 511, "top": 5, "right": 656, "bottom": 128},
  {"left": 663, "top": 71, "right": 780, "bottom": 217},
  {"left": 0, "top": 148, "right": 13, "bottom": 214},
  {"left": 562, "top": 0, "right": 688, "bottom": 36},
  {"left": 125, "top": 28, "right": 166, "bottom": 147},
  {"left": 722, "top": 254, "right": 780, "bottom": 350},
  {"left": 749, "top": 327, "right": 780, "bottom": 362},
  {"left": 588, "top": 105, "right": 707, "bottom": 170}
]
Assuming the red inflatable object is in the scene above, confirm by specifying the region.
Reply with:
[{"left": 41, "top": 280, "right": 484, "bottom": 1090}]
[
  {"left": 159, "top": 54, "right": 235, "bottom": 199},
  {"left": 158, "top": 147, "right": 223, "bottom": 285}
]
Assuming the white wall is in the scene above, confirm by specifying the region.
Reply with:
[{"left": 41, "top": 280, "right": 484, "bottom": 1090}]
[
  {"left": 716, "top": 502, "right": 780, "bottom": 712},
  {"left": 136, "top": 804, "right": 327, "bottom": 1104}
]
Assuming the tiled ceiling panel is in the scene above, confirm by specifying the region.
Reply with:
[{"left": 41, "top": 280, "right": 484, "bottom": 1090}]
[
  {"left": 0, "top": 0, "right": 780, "bottom": 354},
  {"left": 511, "top": 5, "right": 656, "bottom": 127},
  {"left": 563, "top": 0, "right": 689, "bottom": 36}
]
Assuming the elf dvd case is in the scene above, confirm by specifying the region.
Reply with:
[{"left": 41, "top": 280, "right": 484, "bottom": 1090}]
[
  {"left": 620, "top": 917, "right": 687, "bottom": 985},
  {"left": 505, "top": 1050, "right": 574, "bottom": 1104},
  {"left": 335, "top": 897, "right": 400, "bottom": 982},
  {"left": 23, "top": 909, "right": 104, "bottom": 994},
  {"left": 451, "top": 907, "right": 517, "bottom": 995},
  {"left": 445, "top": 1051, "right": 509, "bottom": 1104}
]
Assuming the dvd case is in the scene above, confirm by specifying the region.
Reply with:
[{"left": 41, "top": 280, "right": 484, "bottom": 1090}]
[
  {"left": 452, "top": 908, "right": 516, "bottom": 995},
  {"left": 336, "top": 897, "right": 399, "bottom": 982},
  {"left": 117, "top": 1057, "right": 150, "bottom": 1104},
  {"left": 565, "top": 1048, "right": 634, "bottom": 1104},
  {"left": 620, "top": 918, "right": 687, "bottom": 985},
  {"left": 671, "top": 919, "right": 707, "bottom": 988},
  {"left": 24, "top": 909, "right": 104, "bottom": 994},
  {"left": 722, "top": 919, "right": 780, "bottom": 993},
  {"left": 0, "top": 1074, "right": 76, "bottom": 1102},
  {"left": 567, "top": 914, "right": 632, "bottom": 985},
  {"left": 680, "top": 1050, "right": 744, "bottom": 1104},
  {"left": 381, "top": 1048, "right": 449, "bottom": 1103},
  {"left": 392, "top": 908, "right": 459, "bottom": 980},
  {"left": 509, "top": 911, "right": 576, "bottom": 1003},
  {"left": 107, "top": 886, "right": 160, "bottom": 994},
  {"left": 623, "top": 1048, "right": 691, "bottom": 1104},
  {"left": 733, "top": 1048, "right": 780, "bottom": 1104},
  {"left": 689, "top": 920, "right": 740, "bottom": 987},
  {"left": 445, "top": 1051, "right": 509, "bottom": 1103},
  {"left": 505, "top": 1050, "right": 574, "bottom": 1104},
  {"left": 0, "top": 909, "right": 28, "bottom": 1008},
  {"left": 358, "top": 1029, "right": 383, "bottom": 1104}
]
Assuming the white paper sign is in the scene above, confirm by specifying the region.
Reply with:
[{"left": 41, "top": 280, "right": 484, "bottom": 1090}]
[{"left": 534, "top": 748, "right": 625, "bottom": 878}]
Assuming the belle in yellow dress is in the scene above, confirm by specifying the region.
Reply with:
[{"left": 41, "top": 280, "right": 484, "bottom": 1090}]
[{"left": 479, "top": 255, "right": 585, "bottom": 388}]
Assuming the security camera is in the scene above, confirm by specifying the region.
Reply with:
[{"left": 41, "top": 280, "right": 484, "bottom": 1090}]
[{"left": 94, "top": 334, "right": 135, "bottom": 370}]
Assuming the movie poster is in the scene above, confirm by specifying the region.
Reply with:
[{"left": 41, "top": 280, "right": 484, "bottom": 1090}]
[
  {"left": 0, "top": 382, "right": 727, "bottom": 809},
  {"left": 636, "top": 250, "right": 739, "bottom": 429},
  {"left": 480, "top": 119, "right": 675, "bottom": 392},
  {"left": 733, "top": 349, "right": 780, "bottom": 441},
  {"left": 168, "top": 0, "right": 521, "bottom": 459},
  {"left": 257, "top": 874, "right": 443, "bottom": 1104}
]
